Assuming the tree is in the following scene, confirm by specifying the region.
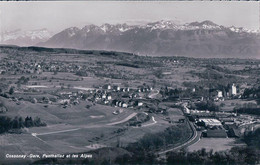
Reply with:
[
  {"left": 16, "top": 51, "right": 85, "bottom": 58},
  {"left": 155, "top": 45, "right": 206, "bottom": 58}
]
[
  {"left": 12, "top": 116, "right": 19, "bottom": 129},
  {"left": 25, "top": 116, "right": 34, "bottom": 127},
  {"left": 9, "top": 86, "right": 15, "bottom": 95}
]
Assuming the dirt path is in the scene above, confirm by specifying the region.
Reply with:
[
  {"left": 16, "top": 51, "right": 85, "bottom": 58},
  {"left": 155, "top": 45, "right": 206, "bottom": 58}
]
[
  {"left": 32, "top": 128, "right": 81, "bottom": 136},
  {"left": 31, "top": 112, "right": 138, "bottom": 140},
  {"left": 140, "top": 116, "right": 157, "bottom": 127},
  {"left": 106, "top": 112, "right": 137, "bottom": 126}
]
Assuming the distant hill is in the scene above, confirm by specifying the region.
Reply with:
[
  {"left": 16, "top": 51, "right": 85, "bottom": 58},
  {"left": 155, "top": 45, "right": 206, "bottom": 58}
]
[
  {"left": 38, "top": 20, "right": 260, "bottom": 58},
  {"left": 0, "top": 45, "right": 135, "bottom": 58},
  {"left": 1, "top": 29, "right": 52, "bottom": 46}
]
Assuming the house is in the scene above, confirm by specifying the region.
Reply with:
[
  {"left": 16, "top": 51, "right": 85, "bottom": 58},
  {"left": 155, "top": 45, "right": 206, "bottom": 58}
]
[
  {"left": 229, "top": 84, "right": 237, "bottom": 96},
  {"left": 107, "top": 95, "right": 112, "bottom": 100},
  {"left": 113, "top": 86, "right": 120, "bottom": 91},
  {"left": 102, "top": 94, "right": 106, "bottom": 99},
  {"left": 118, "top": 101, "right": 122, "bottom": 107},
  {"left": 103, "top": 84, "right": 111, "bottom": 90},
  {"left": 192, "top": 88, "right": 196, "bottom": 93},
  {"left": 216, "top": 90, "right": 223, "bottom": 98},
  {"left": 122, "top": 103, "right": 128, "bottom": 108},
  {"left": 138, "top": 102, "right": 143, "bottom": 106}
]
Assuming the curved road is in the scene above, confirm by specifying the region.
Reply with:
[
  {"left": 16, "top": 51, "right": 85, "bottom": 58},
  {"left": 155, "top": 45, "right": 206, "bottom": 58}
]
[
  {"left": 141, "top": 116, "right": 157, "bottom": 127},
  {"left": 31, "top": 102, "right": 200, "bottom": 156},
  {"left": 31, "top": 112, "right": 138, "bottom": 137},
  {"left": 157, "top": 104, "right": 200, "bottom": 157},
  {"left": 157, "top": 119, "right": 199, "bottom": 156},
  {"left": 106, "top": 112, "right": 137, "bottom": 126}
]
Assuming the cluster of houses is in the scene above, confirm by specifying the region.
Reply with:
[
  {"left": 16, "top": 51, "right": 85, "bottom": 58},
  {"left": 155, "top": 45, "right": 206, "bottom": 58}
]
[
  {"left": 8, "top": 82, "right": 155, "bottom": 111},
  {"left": 26, "top": 83, "right": 154, "bottom": 110},
  {"left": 0, "top": 58, "right": 89, "bottom": 76},
  {"left": 93, "top": 84, "right": 153, "bottom": 109}
]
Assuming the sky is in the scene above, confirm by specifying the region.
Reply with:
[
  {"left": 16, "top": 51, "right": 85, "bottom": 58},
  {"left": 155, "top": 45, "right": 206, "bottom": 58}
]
[{"left": 0, "top": 1, "right": 259, "bottom": 33}]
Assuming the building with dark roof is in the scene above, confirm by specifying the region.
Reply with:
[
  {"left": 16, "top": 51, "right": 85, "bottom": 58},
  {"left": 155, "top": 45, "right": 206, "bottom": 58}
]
[{"left": 202, "top": 129, "right": 227, "bottom": 138}]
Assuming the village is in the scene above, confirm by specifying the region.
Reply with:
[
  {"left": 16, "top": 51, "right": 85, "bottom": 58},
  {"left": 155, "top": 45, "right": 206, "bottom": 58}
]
[
  {"left": 2, "top": 69, "right": 260, "bottom": 140},
  {"left": 0, "top": 47, "right": 260, "bottom": 164}
]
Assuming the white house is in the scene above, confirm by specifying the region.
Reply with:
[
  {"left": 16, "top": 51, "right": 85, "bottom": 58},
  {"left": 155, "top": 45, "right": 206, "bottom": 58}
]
[
  {"left": 122, "top": 103, "right": 128, "bottom": 108},
  {"left": 231, "top": 84, "right": 237, "bottom": 95},
  {"left": 192, "top": 88, "right": 196, "bottom": 93},
  {"left": 107, "top": 95, "right": 112, "bottom": 100},
  {"left": 217, "top": 90, "right": 223, "bottom": 98},
  {"left": 138, "top": 102, "right": 143, "bottom": 106},
  {"left": 102, "top": 94, "right": 106, "bottom": 99}
]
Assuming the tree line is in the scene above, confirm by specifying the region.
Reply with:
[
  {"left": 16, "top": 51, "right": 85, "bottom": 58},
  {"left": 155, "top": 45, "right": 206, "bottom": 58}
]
[{"left": 0, "top": 116, "right": 46, "bottom": 134}]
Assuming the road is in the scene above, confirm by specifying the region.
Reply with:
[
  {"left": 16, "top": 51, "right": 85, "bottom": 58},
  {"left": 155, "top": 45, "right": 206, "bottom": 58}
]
[
  {"left": 157, "top": 104, "right": 200, "bottom": 157},
  {"left": 106, "top": 112, "right": 137, "bottom": 126},
  {"left": 141, "top": 116, "right": 157, "bottom": 127},
  {"left": 157, "top": 120, "right": 199, "bottom": 156},
  {"left": 31, "top": 112, "right": 138, "bottom": 137},
  {"left": 32, "top": 128, "right": 81, "bottom": 136},
  {"left": 30, "top": 102, "right": 198, "bottom": 156}
]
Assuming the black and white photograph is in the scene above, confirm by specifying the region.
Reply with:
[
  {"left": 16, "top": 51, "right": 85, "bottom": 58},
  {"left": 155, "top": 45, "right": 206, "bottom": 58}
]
[{"left": 0, "top": 1, "right": 260, "bottom": 164}]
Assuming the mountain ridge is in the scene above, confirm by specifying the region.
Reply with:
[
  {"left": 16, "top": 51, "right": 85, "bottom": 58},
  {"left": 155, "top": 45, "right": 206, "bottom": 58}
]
[{"left": 6, "top": 20, "right": 260, "bottom": 58}]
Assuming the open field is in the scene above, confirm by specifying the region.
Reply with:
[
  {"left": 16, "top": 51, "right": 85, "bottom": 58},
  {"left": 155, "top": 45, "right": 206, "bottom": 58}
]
[
  {"left": 188, "top": 138, "right": 246, "bottom": 152},
  {"left": 0, "top": 94, "right": 177, "bottom": 163},
  {"left": 217, "top": 99, "right": 258, "bottom": 112}
]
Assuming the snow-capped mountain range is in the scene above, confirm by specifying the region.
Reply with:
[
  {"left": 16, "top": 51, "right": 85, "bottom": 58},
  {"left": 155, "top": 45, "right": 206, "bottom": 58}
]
[
  {"left": 2, "top": 20, "right": 259, "bottom": 58},
  {"left": 0, "top": 29, "right": 52, "bottom": 46},
  {"left": 59, "top": 20, "right": 258, "bottom": 34},
  {"left": 38, "top": 20, "right": 259, "bottom": 58}
]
